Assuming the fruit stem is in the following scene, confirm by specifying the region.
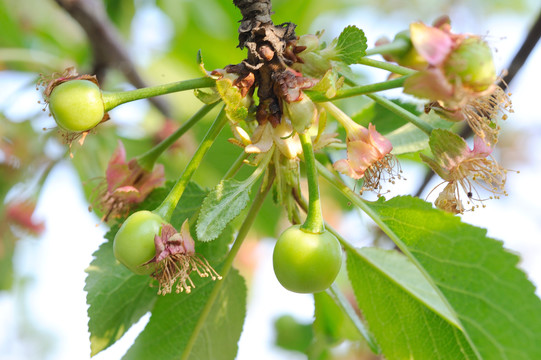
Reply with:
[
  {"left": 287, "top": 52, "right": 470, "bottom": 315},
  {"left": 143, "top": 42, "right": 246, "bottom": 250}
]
[
  {"left": 153, "top": 106, "right": 228, "bottom": 222},
  {"left": 365, "top": 37, "right": 411, "bottom": 57},
  {"left": 299, "top": 132, "right": 325, "bottom": 234},
  {"left": 136, "top": 102, "right": 219, "bottom": 171},
  {"left": 337, "top": 73, "right": 434, "bottom": 136},
  {"left": 357, "top": 57, "right": 416, "bottom": 75},
  {"left": 305, "top": 76, "right": 409, "bottom": 102},
  {"left": 101, "top": 77, "right": 216, "bottom": 111},
  {"left": 223, "top": 151, "right": 249, "bottom": 180},
  {"left": 181, "top": 169, "right": 275, "bottom": 360},
  {"left": 366, "top": 93, "right": 434, "bottom": 135}
]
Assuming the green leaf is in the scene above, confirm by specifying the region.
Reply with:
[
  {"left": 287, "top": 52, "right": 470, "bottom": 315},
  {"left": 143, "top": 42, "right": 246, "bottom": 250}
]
[
  {"left": 122, "top": 268, "right": 247, "bottom": 360},
  {"left": 364, "top": 196, "right": 541, "bottom": 359},
  {"left": 196, "top": 178, "right": 255, "bottom": 242},
  {"left": 385, "top": 112, "right": 452, "bottom": 155},
  {"left": 353, "top": 99, "right": 418, "bottom": 135},
  {"left": 335, "top": 25, "right": 367, "bottom": 65},
  {"left": 85, "top": 227, "right": 156, "bottom": 356},
  {"left": 347, "top": 247, "right": 475, "bottom": 359}
]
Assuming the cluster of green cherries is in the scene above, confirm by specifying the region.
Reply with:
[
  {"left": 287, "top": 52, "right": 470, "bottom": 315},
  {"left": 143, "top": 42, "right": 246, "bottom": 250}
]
[{"left": 47, "top": 78, "right": 343, "bottom": 294}]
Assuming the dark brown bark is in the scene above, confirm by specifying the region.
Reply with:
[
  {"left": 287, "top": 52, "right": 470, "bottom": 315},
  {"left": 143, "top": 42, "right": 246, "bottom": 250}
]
[{"left": 232, "top": 0, "right": 310, "bottom": 126}]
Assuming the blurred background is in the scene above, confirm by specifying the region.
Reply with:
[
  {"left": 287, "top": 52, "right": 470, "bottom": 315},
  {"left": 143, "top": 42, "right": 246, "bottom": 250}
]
[{"left": 1, "top": 0, "right": 540, "bottom": 359}]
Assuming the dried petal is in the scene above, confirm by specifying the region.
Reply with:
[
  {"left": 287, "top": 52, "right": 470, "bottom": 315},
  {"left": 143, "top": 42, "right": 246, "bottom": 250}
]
[
  {"left": 94, "top": 141, "right": 165, "bottom": 221},
  {"left": 410, "top": 22, "right": 453, "bottom": 66},
  {"left": 423, "top": 129, "right": 510, "bottom": 213},
  {"left": 146, "top": 220, "right": 221, "bottom": 295},
  {"left": 333, "top": 123, "right": 398, "bottom": 193}
]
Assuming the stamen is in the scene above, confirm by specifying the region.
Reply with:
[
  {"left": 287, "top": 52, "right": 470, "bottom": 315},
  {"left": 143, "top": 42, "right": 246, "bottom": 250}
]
[
  {"left": 151, "top": 253, "right": 221, "bottom": 296},
  {"left": 360, "top": 154, "right": 403, "bottom": 195}
]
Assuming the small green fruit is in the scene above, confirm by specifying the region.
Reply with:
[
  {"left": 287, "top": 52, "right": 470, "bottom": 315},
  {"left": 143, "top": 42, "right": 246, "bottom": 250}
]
[
  {"left": 48, "top": 80, "right": 105, "bottom": 132},
  {"left": 444, "top": 38, "right": 496, "bottom": 92},
  {"left": 113, "top": 210, "right": 164, "bottom": 275},
  {"left": 273, "top": 225, "right": 342, "bottom": 293}
]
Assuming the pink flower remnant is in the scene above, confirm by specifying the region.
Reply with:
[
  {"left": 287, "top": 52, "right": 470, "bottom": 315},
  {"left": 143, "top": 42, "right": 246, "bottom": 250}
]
[
  {"left": 333, "top": 123, "right": 400, "bottom": 194},
  {"left": 95, "top": 141, "right": 165, "bottom": 221},
  {"left": 397, "top": 17, "right": 512, "bottom": 146},
  {"left": 143, "top": 220, "right": 221, "bottom": 295},
  {"left": 421, "top": 129, "right": 510, "bottom": 214}
]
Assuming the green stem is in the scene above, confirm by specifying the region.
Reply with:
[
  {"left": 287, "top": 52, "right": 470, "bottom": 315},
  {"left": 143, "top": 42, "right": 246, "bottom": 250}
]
[
  {"left": 181, "top": 170, "right": 275, "bottom": 360},
  {"left": 365, "top": 37, "right": 411, "bottom": 57},
  {"left": 153, "top": 107, "right": 228, "bottom": 222},
  {"left": 299, "top": 132, "right": 324, "bottom": 234},
  {"left": 102, "top": 77, "right": 216, "bottom": 111},
  {"left": 327, "top": 283, "right": 380, "bottom": 354},
  {"left": 357, "top": 57, "right": 416, "bottom": 76},
  {"left": 243, "top": 147, "right": 274, "bottom": 185},
  {"left": 306, "top": 76, "right": 409, "bottom": 102},
  {"left": 223, "top": 151, "right": 250, "bottom": 180},
  {"left": 319, "top": 101, "right": 358, "bottom": 135},
  {"left": 336, "top": 72, "right": 434, "bottom": 136},
  {"left": 136, "top": 103, "right": 219, "bottom": 171},
  {"left": 366, "top": 93, "right": 433, "bottom": 135}
]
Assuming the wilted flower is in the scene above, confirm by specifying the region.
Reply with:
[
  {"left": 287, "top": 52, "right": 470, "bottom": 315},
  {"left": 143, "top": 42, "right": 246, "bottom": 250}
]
[
  {"left": 403, "top": 18, "right": 497, "bottom": 104},
  {"left": 334, "top": 122, "right": 398, "bottom": 193},
  {"left": 244, "top": 121, "right": 303, "bottom": 159},
  {"left": 421, "top": 129, "right": 509, "bottom": 213},
  {"left": 94, "top": 141, "right": 165, "bottom": 221},
  {"left": 426, "top": 85, "right": 512, "bottom": 147},
  {"left": 328, "top": 102, "right": 398, "bottom": 193},
  {"left": 144, "top": 220, "right": 221, "bottom": 295},
  {"left": 433, "top": 182, "right": 465, "bottom": 214},
  {"left": 397, "top": 17, "right": 510, "bottom": 145}
]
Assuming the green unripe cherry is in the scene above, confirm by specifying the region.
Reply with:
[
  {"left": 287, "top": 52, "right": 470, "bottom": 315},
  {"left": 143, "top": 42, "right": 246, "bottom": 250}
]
[
  {"left": 48, "top": 80, "right": 105, "bottom": 132},
  {"left": 444, "top": 37, "right": 496, "bottom": 92},
  {"left": 273, "top": 225, "right": 342, "bottom": 293},
  {"left": 113, "top": 210, "right": 164, "bottom": 275}
]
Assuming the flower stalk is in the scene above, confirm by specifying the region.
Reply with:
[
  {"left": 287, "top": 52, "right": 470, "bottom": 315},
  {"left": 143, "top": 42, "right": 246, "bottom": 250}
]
[
  {"left": 299, "top": 132, "right": 325, "bottom": 234},
  {"left": 153, "top": 107, "right": 228, "bottom": 222},
  {"left": 305, "top": 76, "right": 409, "bottom": 102},
  {"left": 365, "top": 37, "right": 411, "bottom": 57},
  {"left": 136, "top": 103, "right": 219, "bottom": 171},
  {"left": 356, "top": 57, "right": 416, "bottom": 76},
  {"left": 366, "top": 93, "right": 434, "bottom": 135},
  {"left": 102, "top": 77, "right": 216, "bottom": 111}
]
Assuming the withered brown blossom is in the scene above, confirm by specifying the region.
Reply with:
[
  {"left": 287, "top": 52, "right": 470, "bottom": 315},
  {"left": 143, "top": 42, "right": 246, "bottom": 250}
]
[
  {"left": 93, "top": 141, "right": 164, "bottom": 221},
  {"left": 143, "top": 220, "right": 221, "bottom": 295},
  {"left": 421, "top": 129, "right": 511, "bottom": 214}
]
